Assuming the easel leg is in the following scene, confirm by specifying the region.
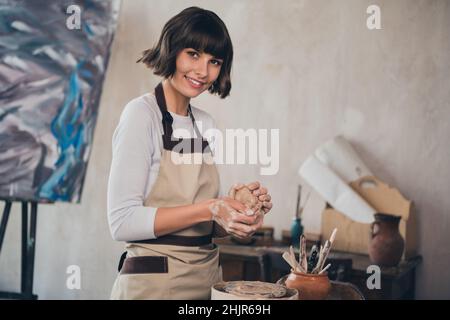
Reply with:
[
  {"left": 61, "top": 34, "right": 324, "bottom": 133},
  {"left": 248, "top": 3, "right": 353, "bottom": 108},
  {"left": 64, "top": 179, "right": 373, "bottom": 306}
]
[
  {"left": 22, "top": 202, "right": 38, "bottom": 300},
  {"left": 21, "top": 201, "right": 28, "bottom": 294},
  {"left": 0, "top": 201, "right": 12, "bottom": 255},
  {"left": 0, "top": 201, "right": 38, "bottom": 299}
]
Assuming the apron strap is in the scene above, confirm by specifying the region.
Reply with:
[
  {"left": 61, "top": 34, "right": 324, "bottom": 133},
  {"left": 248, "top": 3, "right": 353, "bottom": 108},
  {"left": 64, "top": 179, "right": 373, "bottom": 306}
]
[
  {"left": 128, "top": 234, "right": 212, "bottom": 246},
  {"left": 187, "top": 105, "right": 204, "bottom": 140},
  {"left": 155, "top": 82, "right": 174, "bottom": 139},
  {"left": 120, "top": 256, "right": 168, "bottom": 274},
  {"left": 117, "top": 251, "right": 127, "bottom": 272},
  {"left": 154, "top": 82, "right": 211, "bottom": 153}
]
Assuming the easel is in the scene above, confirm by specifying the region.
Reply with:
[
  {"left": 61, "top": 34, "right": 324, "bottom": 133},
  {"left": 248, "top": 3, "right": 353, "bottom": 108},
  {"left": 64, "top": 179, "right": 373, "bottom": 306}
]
[{"left": 0, "top": 197, "right": 42, "bottom": 300}]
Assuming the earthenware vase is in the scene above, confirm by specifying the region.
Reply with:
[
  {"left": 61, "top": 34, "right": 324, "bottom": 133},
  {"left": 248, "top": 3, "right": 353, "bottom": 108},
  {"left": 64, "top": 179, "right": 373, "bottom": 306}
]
[{"left": 368, "top": 213, "right": 404, "bottom": 267}]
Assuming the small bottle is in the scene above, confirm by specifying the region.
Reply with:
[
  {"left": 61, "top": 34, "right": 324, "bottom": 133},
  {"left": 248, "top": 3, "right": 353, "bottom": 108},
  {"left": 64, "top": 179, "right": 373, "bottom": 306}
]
[
  {"left": 291, "top": 184, "right": 304, "bottom": 247},
  {"left": 290, "top": 215, "right": 304, "bottom": 248}
]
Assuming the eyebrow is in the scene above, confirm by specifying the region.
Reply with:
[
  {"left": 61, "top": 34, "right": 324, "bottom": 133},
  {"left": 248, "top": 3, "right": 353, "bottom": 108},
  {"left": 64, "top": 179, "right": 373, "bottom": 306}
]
[{"left": 188, "top": 48, "right": 223, "bottom": 61}]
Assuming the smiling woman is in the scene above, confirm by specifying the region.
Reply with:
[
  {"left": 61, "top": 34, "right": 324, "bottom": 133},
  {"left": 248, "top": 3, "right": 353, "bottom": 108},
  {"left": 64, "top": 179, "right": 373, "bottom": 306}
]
[
  {"left": 137, "top": 6, "right": 233, "bottom": 99},
  {"left": 107, "top": 6, "right": 273, "bottom": 300},
  {"left": 167, "top": 48, "right": 223, "bottom": 105}
]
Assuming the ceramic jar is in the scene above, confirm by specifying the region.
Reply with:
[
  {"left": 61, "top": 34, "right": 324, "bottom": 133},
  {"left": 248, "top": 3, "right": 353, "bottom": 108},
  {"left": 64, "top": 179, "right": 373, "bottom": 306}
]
[{"left": 368, "top": 213, "right": 404, "bottom": 267}]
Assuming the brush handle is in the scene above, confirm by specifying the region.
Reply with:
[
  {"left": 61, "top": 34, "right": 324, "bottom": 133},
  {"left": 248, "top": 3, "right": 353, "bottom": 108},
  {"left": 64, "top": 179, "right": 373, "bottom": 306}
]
[{"left": 295, "top": 185, "right": 302, "bottom": 218}]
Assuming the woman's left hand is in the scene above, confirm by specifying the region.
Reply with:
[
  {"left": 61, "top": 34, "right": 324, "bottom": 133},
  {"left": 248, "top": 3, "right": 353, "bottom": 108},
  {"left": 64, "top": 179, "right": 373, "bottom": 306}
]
[{"left": 229, "top": 181, "right": 272, "bottom": 215}]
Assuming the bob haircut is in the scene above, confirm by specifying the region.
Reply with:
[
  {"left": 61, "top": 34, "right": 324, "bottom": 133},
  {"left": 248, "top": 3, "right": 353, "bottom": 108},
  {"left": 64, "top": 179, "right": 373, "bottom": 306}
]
[{"left": 137, "top": 7, "right": 233, "bottom": 99}]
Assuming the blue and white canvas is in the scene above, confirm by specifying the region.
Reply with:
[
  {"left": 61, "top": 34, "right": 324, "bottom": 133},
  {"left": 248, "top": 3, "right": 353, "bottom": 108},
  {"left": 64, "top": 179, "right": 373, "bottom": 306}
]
[{"left": 0, "top": 0, "right": 120, "bottom": 202}]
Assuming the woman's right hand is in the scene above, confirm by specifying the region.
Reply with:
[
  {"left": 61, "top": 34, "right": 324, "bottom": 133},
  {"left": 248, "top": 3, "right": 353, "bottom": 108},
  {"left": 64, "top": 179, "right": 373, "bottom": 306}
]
[{"left": 208, "top": 197, "right": 260, "bottom": 239}]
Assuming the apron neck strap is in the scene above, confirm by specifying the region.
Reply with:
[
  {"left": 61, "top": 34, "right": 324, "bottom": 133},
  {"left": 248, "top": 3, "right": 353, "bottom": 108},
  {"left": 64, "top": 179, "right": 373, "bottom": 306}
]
[
  {"left": 187, "top": 105, "right": 203, "bottom": 139},
  {"left": 155, "top": 82, "right": 202, "bottom": 139}
]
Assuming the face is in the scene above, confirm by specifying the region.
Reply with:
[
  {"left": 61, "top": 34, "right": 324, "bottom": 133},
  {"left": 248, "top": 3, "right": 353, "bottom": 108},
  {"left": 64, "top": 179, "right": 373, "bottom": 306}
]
[{"left": 169, "top": 48, "right": 223, "bottom": 98}]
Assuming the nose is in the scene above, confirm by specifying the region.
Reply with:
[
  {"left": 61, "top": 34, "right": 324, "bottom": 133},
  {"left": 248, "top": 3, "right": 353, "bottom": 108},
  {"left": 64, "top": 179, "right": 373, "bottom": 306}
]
[{"left": 194, "top": 59, "right": 208, "bottom": 78}]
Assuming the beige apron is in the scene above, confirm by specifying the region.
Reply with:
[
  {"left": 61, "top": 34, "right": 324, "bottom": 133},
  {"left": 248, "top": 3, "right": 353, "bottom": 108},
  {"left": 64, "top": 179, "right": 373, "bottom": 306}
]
[{"left": 110, "top": 83, "right": 221, "bottom": 300}]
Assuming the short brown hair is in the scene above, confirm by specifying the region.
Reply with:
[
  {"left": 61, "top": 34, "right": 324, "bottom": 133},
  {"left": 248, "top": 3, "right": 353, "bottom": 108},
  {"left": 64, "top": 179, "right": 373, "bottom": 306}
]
[{"left": 137, "top": 7, "right": 233, "bottom": 99}]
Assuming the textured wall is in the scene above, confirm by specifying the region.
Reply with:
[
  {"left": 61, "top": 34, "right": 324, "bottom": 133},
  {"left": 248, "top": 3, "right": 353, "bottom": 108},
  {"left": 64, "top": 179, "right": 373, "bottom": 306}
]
[{"left": 0, "top": 0, "right": 449, "bottom": 299}]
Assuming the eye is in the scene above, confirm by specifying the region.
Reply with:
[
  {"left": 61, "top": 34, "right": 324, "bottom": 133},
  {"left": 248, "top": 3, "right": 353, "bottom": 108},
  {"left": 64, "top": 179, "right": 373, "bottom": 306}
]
[
  {"left": 187, "top": 50, "right": 199, "bottom": 58},
  {"left": 210, "top": 59, "right": 223, "bottom": 66}
]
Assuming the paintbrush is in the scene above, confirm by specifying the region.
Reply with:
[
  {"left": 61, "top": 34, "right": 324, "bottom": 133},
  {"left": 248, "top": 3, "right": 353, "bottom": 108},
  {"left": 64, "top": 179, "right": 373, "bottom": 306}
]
[
  {"left": 319, "top": 263, "right": 331, "bottom": 275},
  {"left": 317, "top": 228, "right": 338, "bottom": 272},
  {"left": 329, "top": 228, "right": 337, "bottom": 246},
  {"left": 300, "top": 235, "right": 307, "bottom": 272},
  {"left": 282, "top": 252, "right": 297, "bottom": 270},
  {"left": 299, "top": 190, "right": 311, "bottom": 219},
  {"left": 295, "top": 185, "right": 302, "bottom": 219},
  {"left": 311, "top": 244, "right": 324, "bottom": 274},
  {"left": 307, "top": 245, "right": 319, "bottom": 273},
  {"left": 289, "top": 246, "right": 298, "bottom": 270}
]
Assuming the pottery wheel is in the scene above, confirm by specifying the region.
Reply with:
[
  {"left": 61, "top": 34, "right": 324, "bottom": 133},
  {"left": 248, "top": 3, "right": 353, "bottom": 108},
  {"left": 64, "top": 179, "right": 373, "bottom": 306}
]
[{"left": 223, "top": 281, "right": 287, "bottom": 298}]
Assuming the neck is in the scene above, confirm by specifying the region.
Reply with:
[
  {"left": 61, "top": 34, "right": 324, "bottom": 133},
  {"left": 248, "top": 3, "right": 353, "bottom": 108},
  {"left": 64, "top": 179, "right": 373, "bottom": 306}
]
[{"left": 162, "top": 79, "right": 190, "bottom": 116}]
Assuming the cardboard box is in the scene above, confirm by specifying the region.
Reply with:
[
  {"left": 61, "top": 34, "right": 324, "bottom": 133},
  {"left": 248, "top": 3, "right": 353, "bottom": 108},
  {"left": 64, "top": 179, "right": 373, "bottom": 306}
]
[{"left": 321, "top": 175, "right": 418, "bottom": 259}]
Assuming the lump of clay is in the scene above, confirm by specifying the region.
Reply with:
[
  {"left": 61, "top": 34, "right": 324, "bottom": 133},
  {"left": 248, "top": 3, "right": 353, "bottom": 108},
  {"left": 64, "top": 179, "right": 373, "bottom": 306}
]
[
  {"left": 224, "top": 281, "right": 287, "bottom": 298},
  {"left": 229, "top": 186, "right": 261, "bottom": 215}
]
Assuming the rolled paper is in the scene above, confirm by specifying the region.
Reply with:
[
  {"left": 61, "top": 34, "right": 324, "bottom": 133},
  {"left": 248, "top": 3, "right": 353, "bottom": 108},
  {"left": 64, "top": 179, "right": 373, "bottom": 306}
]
[
  {"left": 299, "top": 155, "right": 375, "bottom": 223},
  {"left": 314, "top": 135, "right": 373, "bottom": 183}
]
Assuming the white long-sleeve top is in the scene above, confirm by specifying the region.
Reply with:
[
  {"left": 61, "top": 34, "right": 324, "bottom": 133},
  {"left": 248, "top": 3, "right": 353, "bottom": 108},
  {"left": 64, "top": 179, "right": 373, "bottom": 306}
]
[{"left": 107, "top": 93, "right": 219, "bottom": 241}]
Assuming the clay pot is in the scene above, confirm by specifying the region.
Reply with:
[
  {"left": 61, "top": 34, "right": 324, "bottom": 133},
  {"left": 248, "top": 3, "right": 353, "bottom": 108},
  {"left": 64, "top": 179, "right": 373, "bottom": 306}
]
[
  {"left": 368, "top": 213, "right": 404, "bottom": 267},
  {"left": 284, "top": 270, "right": 331, "bottom": 300}
]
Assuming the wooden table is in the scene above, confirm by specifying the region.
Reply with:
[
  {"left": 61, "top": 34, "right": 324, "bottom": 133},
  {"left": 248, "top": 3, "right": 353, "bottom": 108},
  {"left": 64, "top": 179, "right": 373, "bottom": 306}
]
[{"left": 217, "top": 240, "right": 422, "bottom": 300}]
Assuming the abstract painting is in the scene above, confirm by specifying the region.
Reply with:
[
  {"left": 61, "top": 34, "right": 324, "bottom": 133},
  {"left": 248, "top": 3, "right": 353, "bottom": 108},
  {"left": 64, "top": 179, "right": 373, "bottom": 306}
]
[{"left": 0, "top": 0, "right": 120, "bottom": 202}]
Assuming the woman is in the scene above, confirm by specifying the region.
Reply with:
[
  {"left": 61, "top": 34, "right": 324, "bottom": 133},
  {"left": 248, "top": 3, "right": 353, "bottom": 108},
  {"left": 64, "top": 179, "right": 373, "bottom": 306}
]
[{"left": 107, "top": 7, "right": 272, "bottom": 300}]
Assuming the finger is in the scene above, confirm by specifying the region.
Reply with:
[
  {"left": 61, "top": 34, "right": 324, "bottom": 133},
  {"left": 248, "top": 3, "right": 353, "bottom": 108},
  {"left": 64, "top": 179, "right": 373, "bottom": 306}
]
[
  {"left": 246, "top": 181, "right": 260, "bottom": 191},
  {"left": 251, "top": 202, "right": 263, "bottom": 214},
  {"left": 249, "top": 210, "right": 258, "bottom": 218},
  {"left": 262, "top": 201, "right": 273, "bottom": 209},
  {"left": 252, "top": 203, "right": 263, "bottom": 213},
  {"left": 262, "top": 202, "right": 272, "bottom": 214},
  {"left": 234, "top": 223, "right": 255, "bottom": 234},
  {"left": 254, "top": 215, "right": 264, "bottom": 228},
  {"left": 258, "top": 187, "right": 267, "bottom": 196},
  {"left": 258, "top": 194, "right": 271, "bottom": 202},
  {"left": 250, "top": 213, "right": 262, "bottom": 225},
  {"left": 226, "top": 225, "right": 247, "bottom": 238},
  {"left": 255, "top": 209, "right": 265, "bottom": 218},
  {"left": 228, "top": 224, "right": 249, "bottom": 237},
  {"left": 229, "top": 222, "right": 257, "bottom": 236},
  {"left": 230, "top": 230, "right": 250, "bottom": 239},
  {"left": 218, "top": 200, "right": 242, "bottom": 218},
  {"left": 254, "top": 187, "right": 268, "bottom": 197},
  {"left": 232, "top": 212, "right": 258, "bottom": 225}
]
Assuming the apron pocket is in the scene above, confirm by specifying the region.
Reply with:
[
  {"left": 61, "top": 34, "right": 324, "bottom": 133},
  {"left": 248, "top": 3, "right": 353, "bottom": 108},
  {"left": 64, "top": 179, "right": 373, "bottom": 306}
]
[
  {"left": 120, "top": 256, "right": 168, "bottom": 274},
  {"left": 113, "top": 272, "right": 170, "bottom": 300},
  {"left": 112, "top": 256, "right": 170, "bottom": 300}
]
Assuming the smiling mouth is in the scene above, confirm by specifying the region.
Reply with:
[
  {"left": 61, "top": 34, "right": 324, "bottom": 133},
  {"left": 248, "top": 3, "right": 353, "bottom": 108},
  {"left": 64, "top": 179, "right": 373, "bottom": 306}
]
[{"left": 185, "top": 76, "right": 206, "bottom": 88}]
